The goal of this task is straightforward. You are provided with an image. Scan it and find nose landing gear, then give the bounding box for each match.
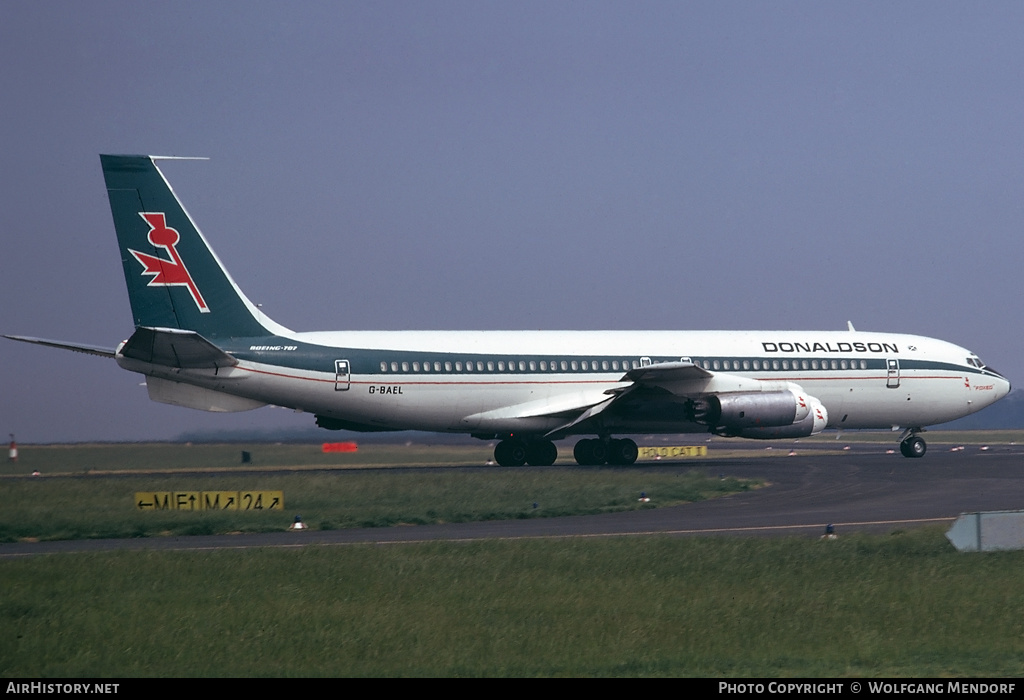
[898,429,927,458]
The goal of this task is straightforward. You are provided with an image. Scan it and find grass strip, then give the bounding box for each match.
[1,527,1022,677]
[0,467,753,542]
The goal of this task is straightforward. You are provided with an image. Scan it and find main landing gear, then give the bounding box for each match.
[493,439,558,467]
[573,438,639,466]
[491,437,640,466]
[898,428,927,458]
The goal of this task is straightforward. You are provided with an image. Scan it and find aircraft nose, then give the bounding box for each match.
[988,371,1012,402]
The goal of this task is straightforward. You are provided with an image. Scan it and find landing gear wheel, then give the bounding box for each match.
[526,440,558,466]
[494,439,528,466]
[573,439,593,465]
[573,439,607,466]
[900,435,927,458]
[607,438,639,466]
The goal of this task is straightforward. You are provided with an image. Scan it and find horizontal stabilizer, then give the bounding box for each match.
[3,334,116,358]
[119,327,237,369]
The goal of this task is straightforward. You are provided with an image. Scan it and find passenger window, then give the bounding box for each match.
[402,362,409,372]
[445,362,452,372]
[380,362,388,372]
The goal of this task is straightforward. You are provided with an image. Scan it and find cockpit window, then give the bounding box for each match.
[968,354,1004,377]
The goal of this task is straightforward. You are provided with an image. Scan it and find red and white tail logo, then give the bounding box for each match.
[128,213,210,312]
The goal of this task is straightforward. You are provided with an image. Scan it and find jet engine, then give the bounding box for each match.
[693,390,828,439]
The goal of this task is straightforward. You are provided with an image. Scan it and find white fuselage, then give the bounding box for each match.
[118,329,1010,437]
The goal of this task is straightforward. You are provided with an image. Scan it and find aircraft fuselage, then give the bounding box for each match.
[116,328,1009,437]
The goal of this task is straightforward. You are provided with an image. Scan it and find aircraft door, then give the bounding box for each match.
[335,359,351,391]
[886,358,900,389]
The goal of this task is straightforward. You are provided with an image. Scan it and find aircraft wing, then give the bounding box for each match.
[3,334,116,358]
[119,327,238,369]
[462,361,718,436]
[465,386,627,424]
[543,360,802,438]
[539,362,707,437]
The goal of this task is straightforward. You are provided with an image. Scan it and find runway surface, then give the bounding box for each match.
[4,444,1024,556]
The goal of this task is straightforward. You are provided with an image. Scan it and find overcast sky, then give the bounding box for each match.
[3,1,1023,443]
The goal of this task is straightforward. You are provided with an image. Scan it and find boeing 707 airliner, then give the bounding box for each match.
[5,155,1011,464]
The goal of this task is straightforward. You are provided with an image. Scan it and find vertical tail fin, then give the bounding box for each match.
[101,155,287,339]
